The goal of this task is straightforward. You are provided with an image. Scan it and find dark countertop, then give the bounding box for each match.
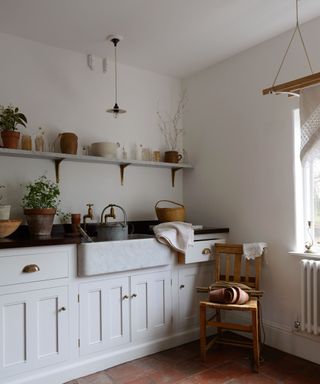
[0,224,81,249]
[0,221,229,250]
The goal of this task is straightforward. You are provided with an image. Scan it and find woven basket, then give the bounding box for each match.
[155,200,185,222]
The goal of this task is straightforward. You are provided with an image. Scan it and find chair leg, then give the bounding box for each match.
[252,308,260,372]
[216,309,222,338]
[200,303,207,362]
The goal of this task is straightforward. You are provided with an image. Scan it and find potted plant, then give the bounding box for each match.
[22,175,60,236]
[0,104,27,149]
[0,185,11,220]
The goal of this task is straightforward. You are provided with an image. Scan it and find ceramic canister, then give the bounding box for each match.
[60,132,78,155]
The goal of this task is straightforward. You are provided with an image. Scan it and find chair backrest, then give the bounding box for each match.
[214,244,262,290]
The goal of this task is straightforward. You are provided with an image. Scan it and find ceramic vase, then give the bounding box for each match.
[164,151,182,163]
[60,133,78,155]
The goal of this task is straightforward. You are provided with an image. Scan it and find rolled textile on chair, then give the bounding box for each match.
[209,287,249,304]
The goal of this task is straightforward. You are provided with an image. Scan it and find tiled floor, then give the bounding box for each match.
[65,340,320,384]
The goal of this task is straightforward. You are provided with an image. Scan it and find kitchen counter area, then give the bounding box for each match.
[0,221,229,249]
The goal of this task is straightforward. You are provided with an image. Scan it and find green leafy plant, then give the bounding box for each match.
[0,104,27,132]
[58,211,71,224]
[22,175,60,209]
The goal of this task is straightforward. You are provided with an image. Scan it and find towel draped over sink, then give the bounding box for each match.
[153,221,194,254]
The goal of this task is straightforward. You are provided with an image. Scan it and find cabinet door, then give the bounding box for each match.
[178,265,212,329]
[79,276,130,355]
[131,270,172,342]
[0,286,68,379]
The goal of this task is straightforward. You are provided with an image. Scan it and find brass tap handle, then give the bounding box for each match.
[86,203,94,214]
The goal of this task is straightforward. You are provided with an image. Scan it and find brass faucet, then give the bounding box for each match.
[104,206,116,223]
[83,203,94,230]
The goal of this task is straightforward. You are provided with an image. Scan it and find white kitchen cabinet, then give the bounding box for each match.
[0,286,68,379]
[177,264,212,329]
[79,276,130,355]
[131,270,172,342]
[79,269,172,355]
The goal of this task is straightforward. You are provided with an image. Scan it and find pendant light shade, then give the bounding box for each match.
[107,34,126,118]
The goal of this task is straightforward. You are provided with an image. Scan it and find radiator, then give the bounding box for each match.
[301,259,320,335]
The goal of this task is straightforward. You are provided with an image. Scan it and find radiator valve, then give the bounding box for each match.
[294,320,301,330]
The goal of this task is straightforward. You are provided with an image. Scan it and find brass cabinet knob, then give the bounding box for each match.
[122,295,129,300]
[22,264,40,273]
[180,284,185,289]
[202,248,211,255]
[131,293,137,298]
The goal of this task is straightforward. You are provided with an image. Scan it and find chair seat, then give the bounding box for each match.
[200,298,258,311]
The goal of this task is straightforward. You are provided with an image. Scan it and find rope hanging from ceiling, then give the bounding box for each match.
[262,0,319,97]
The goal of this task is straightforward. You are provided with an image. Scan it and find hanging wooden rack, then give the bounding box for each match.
[262,72,320,96]
[262,0,319,97]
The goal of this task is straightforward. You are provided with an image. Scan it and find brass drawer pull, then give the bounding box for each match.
[122,295,129,300]
[22,264,40,273]
[131,293,137,298]
[202,248,211,255]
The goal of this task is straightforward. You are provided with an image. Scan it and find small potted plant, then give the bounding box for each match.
[0,185,11,220]
[22,175,60,236]
[0,104,28,149]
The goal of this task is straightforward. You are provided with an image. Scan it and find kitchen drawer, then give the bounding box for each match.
[178,238,226,264]
[0,249,69,286]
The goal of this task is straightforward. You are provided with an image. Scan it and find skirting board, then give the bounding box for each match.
[262,319,320,365]
[229,313,320,365]
[5,328,201,384]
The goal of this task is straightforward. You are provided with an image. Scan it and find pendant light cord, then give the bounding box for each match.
[272,0,313,88]
[114,43,118,105]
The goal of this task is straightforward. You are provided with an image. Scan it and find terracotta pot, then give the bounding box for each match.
[164,151,182,163]
[60,132,78,154]
[71,213,81,234]
[24,208,56,236]
[1,131,20,149]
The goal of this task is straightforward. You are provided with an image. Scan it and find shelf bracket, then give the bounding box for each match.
[171,168,182,187]
[54,159,64,183]
[119,163,130,185]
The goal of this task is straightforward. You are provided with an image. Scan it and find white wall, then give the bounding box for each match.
[183,17,320,362]
[0,32,183,221]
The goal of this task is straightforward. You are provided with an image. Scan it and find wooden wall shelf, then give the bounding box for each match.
[0,148,192,187]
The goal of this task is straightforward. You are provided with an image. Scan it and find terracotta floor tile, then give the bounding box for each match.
[65,339,320,384]
[177,366,236,384]
[77,371,113,384]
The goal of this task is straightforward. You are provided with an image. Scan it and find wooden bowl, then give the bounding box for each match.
[0,219,22,239]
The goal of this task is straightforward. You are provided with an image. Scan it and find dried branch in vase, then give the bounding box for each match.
[157,90,187,151]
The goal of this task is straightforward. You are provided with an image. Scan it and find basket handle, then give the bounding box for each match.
[155,200,184,209]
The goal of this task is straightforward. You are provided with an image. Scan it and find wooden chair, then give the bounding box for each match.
[199,244,263,372]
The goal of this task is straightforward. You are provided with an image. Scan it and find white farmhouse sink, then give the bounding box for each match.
[77,237,173,276]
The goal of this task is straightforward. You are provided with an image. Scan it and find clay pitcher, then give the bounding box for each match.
[164,150,182,163]
[60,132,78,154]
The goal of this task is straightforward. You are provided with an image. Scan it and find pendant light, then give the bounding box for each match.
[106,34,126,117]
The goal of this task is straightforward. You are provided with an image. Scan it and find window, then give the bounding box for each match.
[295,108,320,249]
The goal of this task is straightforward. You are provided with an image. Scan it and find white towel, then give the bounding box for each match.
[153,221,194,254]
[243,242,267,260]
